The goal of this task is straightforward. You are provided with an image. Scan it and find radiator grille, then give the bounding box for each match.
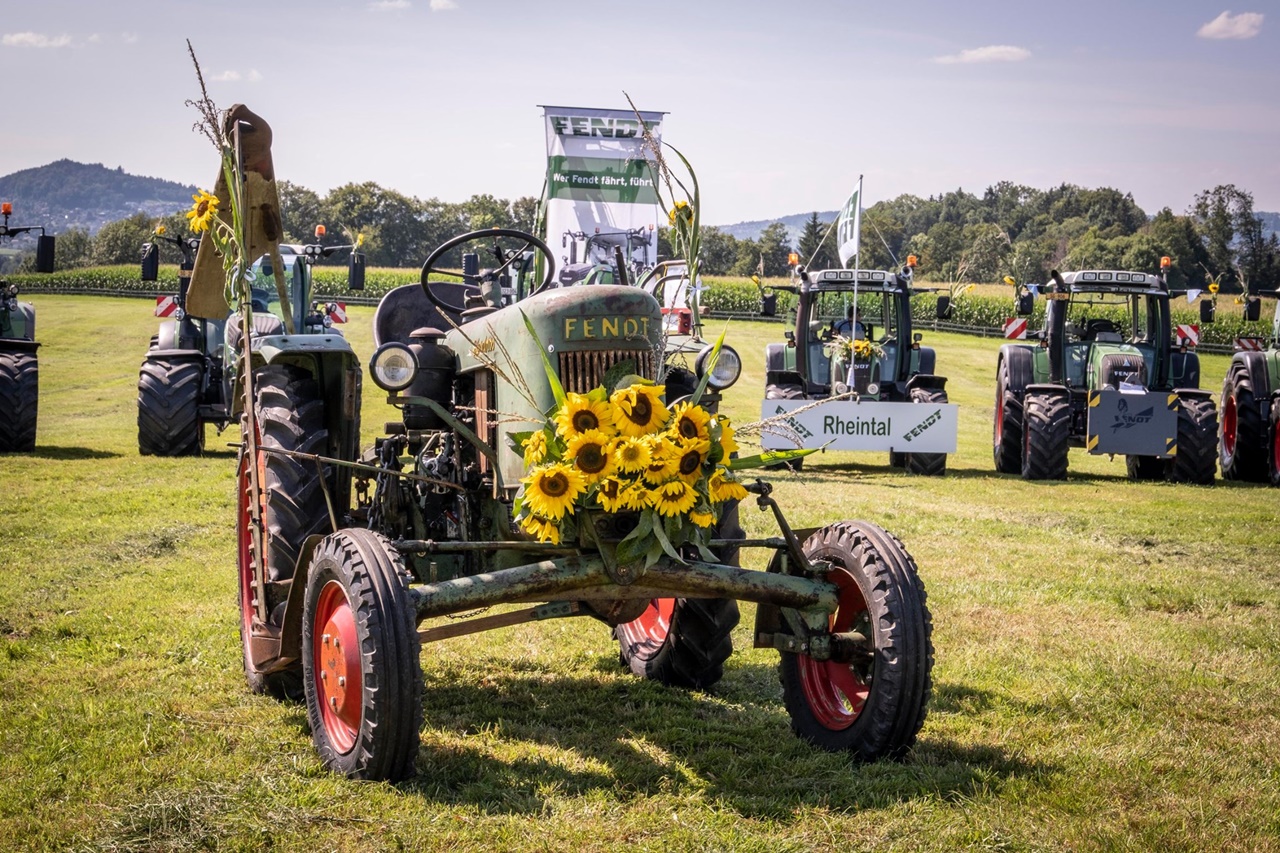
[557,348,655,394]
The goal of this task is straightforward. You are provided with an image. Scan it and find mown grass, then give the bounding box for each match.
[2,296,1278,851]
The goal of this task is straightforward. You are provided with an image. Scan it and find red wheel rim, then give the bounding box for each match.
[617,598,675,647]
[798,568,871,730]
[1222,393,1238,459]
[312,579,362,753]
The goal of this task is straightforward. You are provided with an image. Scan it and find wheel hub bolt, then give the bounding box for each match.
[320,671,327,681]
[338,676,346,688]
[330,696,338,709]
[322,633,331,646]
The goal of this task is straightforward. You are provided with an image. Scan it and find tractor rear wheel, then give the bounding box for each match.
[1219,363,1266,481]
[616,505,741,689]
[905,387,947,476]
[764,383,806,471]
[779,521,932,761]
[138,357,203,456]
[303,528,422,781]
[993,358,1023,474]
[1021,391,1069,480]
[0,351,38,452]
[1269,400,1280,487]
[1167,396,1217,485]
[237,363,332,698]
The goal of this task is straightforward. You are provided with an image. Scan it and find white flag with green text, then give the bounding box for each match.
[836,177,863,268]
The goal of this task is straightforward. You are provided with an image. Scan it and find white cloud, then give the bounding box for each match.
[1197,11,1263,40]
[88,33,102,44]
[934,44,1031,65]
[1,32,72,48]
[370,0,410,9]
[430,0,458,10]
[211,69,262,83]
[121,32,139,44]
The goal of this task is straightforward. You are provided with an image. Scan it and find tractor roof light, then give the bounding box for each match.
[906,255,918,268]
[696,343,742,390]
[315,224,326,238]
[1160,256,1171,270]
[370,342,418,392]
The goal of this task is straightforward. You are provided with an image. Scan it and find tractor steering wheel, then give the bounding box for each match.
[419,228,557,315]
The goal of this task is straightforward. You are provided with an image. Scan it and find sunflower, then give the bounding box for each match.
[522,463,586,520]
[690,509,716,528]
[186,190,219,233]
[520,513,561,544]
[670,402,712,443]
[650,479,697,517]
[523,430,549,466]
[566,430,614,483]
[554,392,614,440]
[640,433,681,484]
[668,199,693,227]
[673,437,711,483]
[611,384,669,437]
[611,436,651,474]
[717,417,740,456]
[708,468,748,504]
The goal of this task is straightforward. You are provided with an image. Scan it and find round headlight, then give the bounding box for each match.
[695,343,742,390]
[866,382,880,396]
[370,342,417,392]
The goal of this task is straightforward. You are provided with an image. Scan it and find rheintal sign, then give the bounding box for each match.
[760,399,959,454]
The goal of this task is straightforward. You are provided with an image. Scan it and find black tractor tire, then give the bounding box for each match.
[237,363,332,699]
[1269,399,1280,488]
[904,387,947,476]
[137,358,203,456]
[1219,362,1267,482]
[303,528,422,781]
[764,383,807,471]
[993,358,1023,474]
[1166,396,1217,486]
[0,351,38,453]
[1021,391,1070,480]
[888,451,907,468]
[779,521,932,761]
[1125,455,1164,481]
[616,504,742,689]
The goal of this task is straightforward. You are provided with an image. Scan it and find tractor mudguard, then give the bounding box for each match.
[766,368,805,389]
[1024,382,1071,398]
[764,342,788,373]
[914,346,936,376]
[143,347,204,362]
[1172,388,1213,402]
[906,373,947,392]
[1231,351,1272,403]
[1,301,36,341]
[232,334,360,419]
[1169,350,1201,390]
[0,338,39,354]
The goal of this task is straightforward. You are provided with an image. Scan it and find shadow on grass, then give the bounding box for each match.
[778,462,1137,485]
[24,445,122,460]
[399,662,1050,819]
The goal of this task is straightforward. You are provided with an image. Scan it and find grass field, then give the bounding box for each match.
[3,295,1279,851]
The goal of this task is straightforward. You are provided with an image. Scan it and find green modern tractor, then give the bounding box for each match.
[137,228,364,455]
[761,262,956,475]
[0,203,55,453]
[1218,290,1280,485]
[993,266,1217,483]
[234,227,934,781]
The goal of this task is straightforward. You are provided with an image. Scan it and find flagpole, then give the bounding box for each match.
[852,174,862,334]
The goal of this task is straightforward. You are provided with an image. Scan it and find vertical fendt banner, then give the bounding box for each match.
[541,105,665,283]
[836,176,863,268]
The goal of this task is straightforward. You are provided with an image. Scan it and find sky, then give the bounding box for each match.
[1,0,1277,225]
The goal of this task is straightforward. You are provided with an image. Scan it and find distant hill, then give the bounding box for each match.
[713,210,839,245]
[0,159,196,235]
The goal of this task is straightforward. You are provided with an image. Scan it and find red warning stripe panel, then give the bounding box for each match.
[1175,324,1199,346]
[1003,318,1027,340]
[154,295,178,318]
[327,302,347,324]
[1235,337,1267,352]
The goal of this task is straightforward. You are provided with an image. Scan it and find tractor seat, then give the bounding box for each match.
[226,312,285,352]
[1082,319,1122,342]
[374,282,477,347]
[833,320,868,340]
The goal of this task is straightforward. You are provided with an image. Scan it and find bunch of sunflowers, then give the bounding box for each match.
[511,377,749,566]
[827,334,881,363]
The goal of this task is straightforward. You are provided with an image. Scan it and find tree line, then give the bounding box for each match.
[16,178,1279,292]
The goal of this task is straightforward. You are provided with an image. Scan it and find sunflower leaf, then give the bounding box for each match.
[651,516,687,565]
[601,358,636,394]
[507,430,534,456]
[727,447,820,470]
[520,309,566,408]
[689,322,729,406]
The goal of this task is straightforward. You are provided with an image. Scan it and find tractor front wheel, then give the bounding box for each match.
[303,529,422,781]
[905,387,947,476]
[993,358,1023,474]
[1021,391,1069,480]
[1219,363,1266,481]
[1125,455,1164,481]
[137,357,203,456]
[1269,399,1280,487]
[779,521,932,760]
[1167,396,1217,485]
[0,351,38,453]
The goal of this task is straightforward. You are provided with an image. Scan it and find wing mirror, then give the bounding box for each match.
[1244,297,1261,322]
[1200,299,1216,324]
[1016,292,1034,315]
[35,235,55,273]
[140,243,159,282]
[348,251,366,291]
[935,295,953,320]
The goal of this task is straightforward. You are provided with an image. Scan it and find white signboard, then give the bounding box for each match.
[760,399,959,454]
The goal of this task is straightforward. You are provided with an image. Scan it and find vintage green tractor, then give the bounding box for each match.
[993,264,1217,483]
[137,227,364,455]
[0,202,55,453]
[1218,289,1280,484]
[235,227,934,781]
[759,261,956,475]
